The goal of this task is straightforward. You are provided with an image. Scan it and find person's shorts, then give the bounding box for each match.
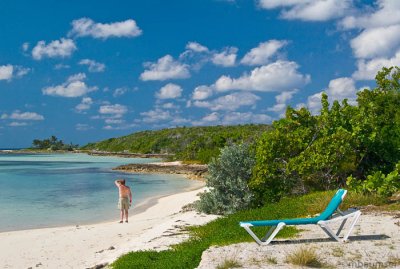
[118,197,130,210]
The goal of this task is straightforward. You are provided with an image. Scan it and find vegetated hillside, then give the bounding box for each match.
[82,124,270,163]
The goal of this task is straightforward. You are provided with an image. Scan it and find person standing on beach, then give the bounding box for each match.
[114,179,132,223]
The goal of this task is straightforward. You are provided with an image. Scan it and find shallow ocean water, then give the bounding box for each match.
[0,153,201,232]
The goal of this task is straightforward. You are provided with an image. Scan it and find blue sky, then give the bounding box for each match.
[1,0,399,148]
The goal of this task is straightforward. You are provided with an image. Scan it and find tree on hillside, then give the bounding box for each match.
[32,136,78,151]
[81,125,270,163]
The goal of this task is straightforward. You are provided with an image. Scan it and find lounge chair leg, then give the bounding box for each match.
[342,210,361,241]
[264,222,285,245]
[241,222,286,246]
[242,225,265,245]
[336,219,347,236]
[262,226,277,241]
[319,224,341,241]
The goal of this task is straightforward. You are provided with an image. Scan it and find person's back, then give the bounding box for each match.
[118,184,131,198]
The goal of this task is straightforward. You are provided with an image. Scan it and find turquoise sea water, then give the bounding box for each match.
[0,153,201,232]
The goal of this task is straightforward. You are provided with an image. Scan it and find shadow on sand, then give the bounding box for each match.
[270,234,390,245]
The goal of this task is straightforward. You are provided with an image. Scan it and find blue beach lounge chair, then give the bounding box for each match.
[240,189,361,245]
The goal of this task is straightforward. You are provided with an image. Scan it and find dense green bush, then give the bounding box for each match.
[195,143,256,215]
[251,99,358,203]
[251,66,400,205]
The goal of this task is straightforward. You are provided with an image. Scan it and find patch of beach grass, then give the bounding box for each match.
[388,255,400,267]
[286,247,324,268]
[266,256,278,264]
[249,255,278,266]
[216,258,242,269]
[111,191,390,269]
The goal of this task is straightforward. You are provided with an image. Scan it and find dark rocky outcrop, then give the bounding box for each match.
[87,151,174,159]
[113,163,208,179]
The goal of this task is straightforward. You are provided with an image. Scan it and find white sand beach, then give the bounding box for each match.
[0,188,217,269]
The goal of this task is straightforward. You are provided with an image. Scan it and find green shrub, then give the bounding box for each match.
[195,143,256,215]
[347,162,400,197]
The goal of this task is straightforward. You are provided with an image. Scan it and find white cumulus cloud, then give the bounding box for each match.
[214,60,310,92]
[193,111,271,126]
[0,65,30,81]
[0,65,14,81]
[306,92,324,115]
[268,89,298,113]
[140,55,190,81]
[155,83,183,99]
[350,24,400,59]
[99,104,127,115]
[69,18,142,39]
[340,0,400,78]
[306,77,358,114]
[326,77,357,102]
[186,42,209,53]
[1,111,44,121]
[140,109,173,123]
[353,51,400,80]
[197,112,220,124]
[42,73,98,98]
[340,0,400,30]
[75,97,93,111]
[241,40,288,66]
[211,47,238,67]
[79,59,105,72]
[22,42,29,52]
[99,104,128,118]
[9,122,29,127]
[258,0,353,21]
[32,38,77,60]
[113,87,129,97]
[222,112,271,124]
[161,102,180,109]
[193,92,260,111]
[192,85,214,100]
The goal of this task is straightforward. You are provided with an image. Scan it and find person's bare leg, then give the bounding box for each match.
[119,210,124,223]
[125,209,128,222]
